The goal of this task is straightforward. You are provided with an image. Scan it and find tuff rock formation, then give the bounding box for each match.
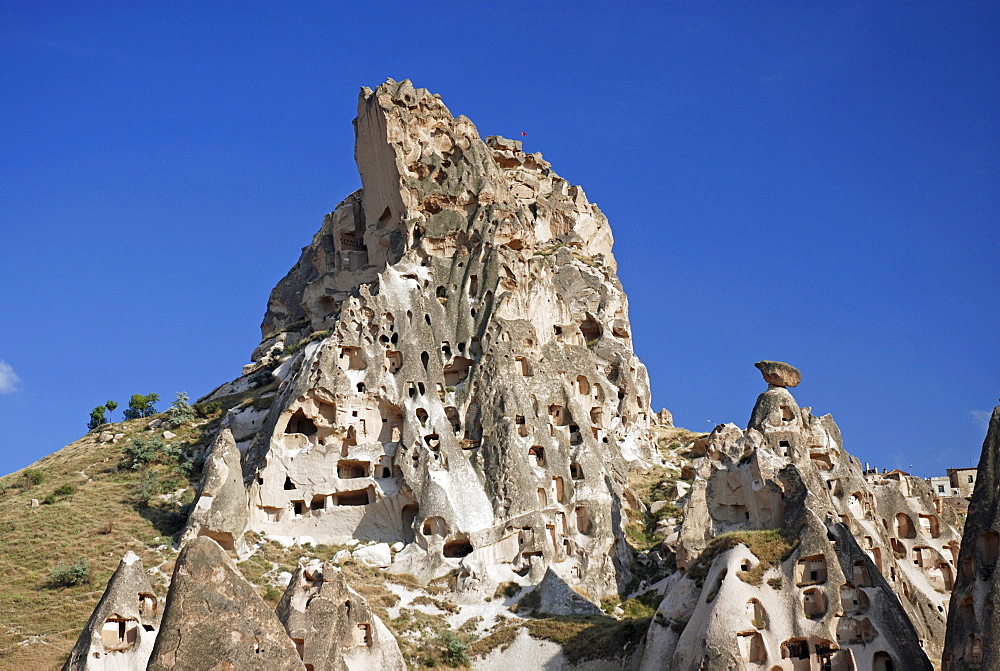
[276,562,405,670]
[640,364,961,670]
[64,552,161,670]
[179,427,249,552]
[71,81,976,670]
[942,406,1000,670]
[191,77,656,602]
[146,536,304,670]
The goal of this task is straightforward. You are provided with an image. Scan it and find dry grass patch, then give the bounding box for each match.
[0,414,210,669]
[687,529,798,587]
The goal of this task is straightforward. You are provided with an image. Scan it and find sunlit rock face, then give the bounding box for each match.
[147,537,304,670]
[276,562,405,670]
[193,78,657,600]
[943,406,1000,671]
[641,365,959,671]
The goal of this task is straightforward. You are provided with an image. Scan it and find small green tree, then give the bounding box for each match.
[166,392,195,428]
[87,405,107,431]
[105,400,118,422]
[123,393,159,420]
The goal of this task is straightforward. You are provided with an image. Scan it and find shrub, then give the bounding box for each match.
[438,631,470,667]
[48,558,90,587]
[166,392,196,428]
[18,468,44,491]
[120,436,166,470]
[194,401,223,418]
[130,470,160,505]
[54,484,76,496]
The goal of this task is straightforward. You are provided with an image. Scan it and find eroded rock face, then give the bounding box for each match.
[276,563,404,670]
[754,360,801,388]
[179,427,250,554]
[641,364,956,670]
[146,537,304,670]
[197,78,656,601]
[63,552,160,670]
[942,406,1000,671]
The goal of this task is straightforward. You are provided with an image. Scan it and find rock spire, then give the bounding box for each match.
[942,405,1000,670]
[189,77,657,601]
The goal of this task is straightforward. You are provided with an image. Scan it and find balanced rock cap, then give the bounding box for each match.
[754,360,801,388]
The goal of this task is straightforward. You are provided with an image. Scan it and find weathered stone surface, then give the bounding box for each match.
[943,405,999,671]
[179,427,250,553]
[276,563,404,670]
[640,364,950,670]
[352,542,391,568]
[754,360,801,387]
[147,536,304,670]
[196,78,657,603]
[64,551,160,670]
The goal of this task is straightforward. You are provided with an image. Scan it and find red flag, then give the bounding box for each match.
[520,131,527,136]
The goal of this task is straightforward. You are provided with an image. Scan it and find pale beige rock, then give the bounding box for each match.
[640,363,954,670]
[276,563,404,670]
[64,551,160,670]
[178,427,250,553]
[147,537,304,670]
[196,78,658,604]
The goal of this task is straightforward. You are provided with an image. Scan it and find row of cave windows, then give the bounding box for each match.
[284,407,590,479]
[274,446,586,493]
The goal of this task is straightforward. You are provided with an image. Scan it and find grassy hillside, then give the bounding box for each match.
[0,412,211,669]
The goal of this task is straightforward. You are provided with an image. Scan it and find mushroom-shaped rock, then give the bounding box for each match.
[64,551,160,670]
[179,427,250,553]
[147,537,304,670]
[276,563,404,670]
[754,360,801,388]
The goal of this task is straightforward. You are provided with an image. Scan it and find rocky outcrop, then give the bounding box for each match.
[942,406,1000,670]
[640,363,954,670]
[754,360,801,388]
[197,78,656,602]
[63,552,160,670]
[276,562,404,670]
[146,537,304,670]
[179,427,250,554]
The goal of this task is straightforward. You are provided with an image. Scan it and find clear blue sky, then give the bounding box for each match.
[1,2,997,479]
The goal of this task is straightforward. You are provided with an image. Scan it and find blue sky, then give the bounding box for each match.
[1,2,997,478]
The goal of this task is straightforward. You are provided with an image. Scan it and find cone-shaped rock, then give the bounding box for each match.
[943,406,1000,670]
[276,563,404,670]
[147,537,304,670]
[179,427,250,553]
[63,551,160,670]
